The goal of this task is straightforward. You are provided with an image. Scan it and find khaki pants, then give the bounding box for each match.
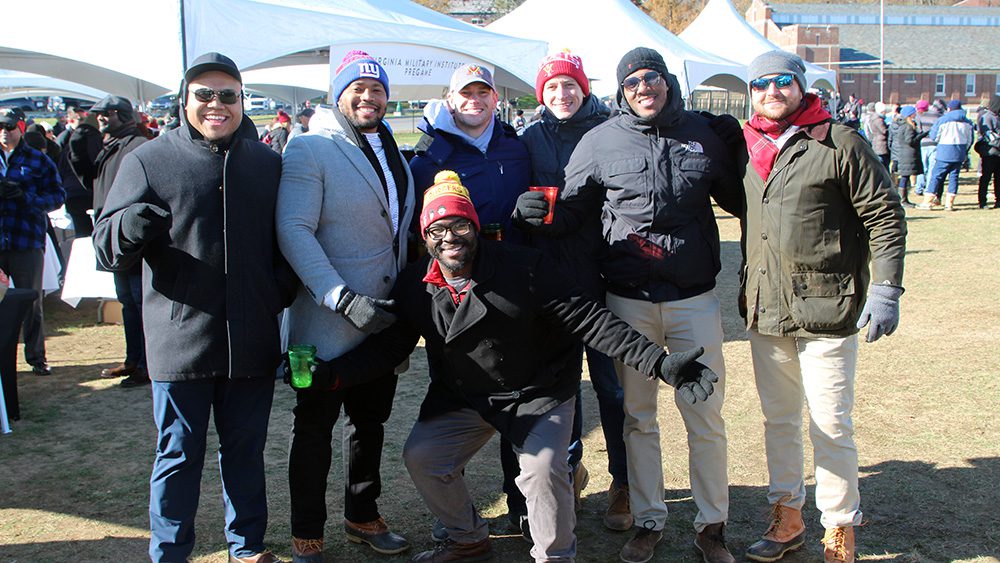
[748,330,863,529]
[606,291,728,533]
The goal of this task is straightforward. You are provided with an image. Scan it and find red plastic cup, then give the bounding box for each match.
[529,186,558,224]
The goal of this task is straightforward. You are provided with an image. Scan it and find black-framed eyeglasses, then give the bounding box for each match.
[425,219,474,241]
[0,123,18,131]
[622,71,662,92]
[750,74,795,91]
[191,88,242,104]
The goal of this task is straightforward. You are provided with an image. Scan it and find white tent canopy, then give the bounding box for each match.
[680,0,836,90]
[488,0,747,99]
[0,70,108,102]
[0,0,548,103]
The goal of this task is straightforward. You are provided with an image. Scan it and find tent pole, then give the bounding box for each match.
[180,0,189,70]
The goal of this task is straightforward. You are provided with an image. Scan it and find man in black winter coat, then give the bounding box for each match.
[87,95,151,386]
[308,173,718,563]
[528,47,744,563]
[93,52,296,563]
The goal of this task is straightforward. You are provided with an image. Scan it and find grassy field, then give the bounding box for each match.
[1,171,998,562]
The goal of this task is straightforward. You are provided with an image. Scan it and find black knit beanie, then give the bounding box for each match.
[616,47,670,87]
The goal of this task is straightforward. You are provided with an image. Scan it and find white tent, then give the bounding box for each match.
[0,0,548,103]
[0,70,108,102]
[488,0,747,99]
[680,0,836,90]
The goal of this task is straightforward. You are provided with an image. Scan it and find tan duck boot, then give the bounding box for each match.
[822,526,856,563]
[745,500,806,562]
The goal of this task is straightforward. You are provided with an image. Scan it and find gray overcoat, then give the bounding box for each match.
[276,108,415,360]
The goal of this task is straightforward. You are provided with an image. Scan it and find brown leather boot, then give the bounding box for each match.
[695,522,735,563]
[822,526,855,563]
[228,551,283,563]
[411,537,494,562]
[619,526,662,563]
[745,501,806,562]
[604,482,634,531]
[100,362,136,378]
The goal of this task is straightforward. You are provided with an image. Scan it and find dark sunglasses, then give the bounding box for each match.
[750,74,795,91]
[191,88,242,104]
[0,123,18,131]
[622,71,662,92]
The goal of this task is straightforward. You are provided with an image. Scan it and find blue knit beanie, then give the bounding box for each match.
[332,50,390,102]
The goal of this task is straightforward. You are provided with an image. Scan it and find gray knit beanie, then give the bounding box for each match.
[747,50,807,91]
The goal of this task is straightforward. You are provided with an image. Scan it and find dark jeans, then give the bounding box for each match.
[114,271,146,369]
[502,345,629,514]
[288,372,399,539]
[0,249,46,365]
[149,376,275,562]
[979,155,1000,207]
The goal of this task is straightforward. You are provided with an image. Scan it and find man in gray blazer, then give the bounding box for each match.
[276,50,415,562]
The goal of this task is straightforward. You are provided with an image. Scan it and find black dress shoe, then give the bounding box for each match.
[31,362,51,376]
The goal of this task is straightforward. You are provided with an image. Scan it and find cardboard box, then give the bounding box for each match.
[100,299,123,325]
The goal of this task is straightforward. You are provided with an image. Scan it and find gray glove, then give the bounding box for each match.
[856,284,903,342]
[335,289,397,334]
[512,190,550,228]
[120,203,171,246]
[652,346,719,405]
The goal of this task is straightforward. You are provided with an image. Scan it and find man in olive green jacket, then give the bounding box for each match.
[737,52,906,563]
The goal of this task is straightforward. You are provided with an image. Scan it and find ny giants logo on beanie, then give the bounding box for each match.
[333,49,390,101]
[420,171,480,234]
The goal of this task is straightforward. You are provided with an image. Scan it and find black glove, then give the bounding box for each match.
[512,190,550,228]
[704,113,749,169]
[120,203,171,246]
[652,347,719,405]
[281,353,339,391]
[1,179,24,200]
[335,289,397,334]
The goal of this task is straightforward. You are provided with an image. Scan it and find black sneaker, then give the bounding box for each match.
[31,362,51,376]
[120,374,151,388]
[507,513,531,544]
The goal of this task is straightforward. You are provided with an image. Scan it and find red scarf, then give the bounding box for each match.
[744,93,831,181]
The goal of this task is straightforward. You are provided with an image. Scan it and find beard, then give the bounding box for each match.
[427,235,478,275]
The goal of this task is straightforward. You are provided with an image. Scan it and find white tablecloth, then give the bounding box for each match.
[60,237,116,307]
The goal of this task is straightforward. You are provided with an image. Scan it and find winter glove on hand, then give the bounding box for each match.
[1,179,24,200]
[335,288,397,334]
[705,113,749,170]
[120,203,171,246]
[856,284,903,342]
[652,346,719,405]
[512,190,550,228]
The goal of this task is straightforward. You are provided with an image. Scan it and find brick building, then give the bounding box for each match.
[747,0,1000,106]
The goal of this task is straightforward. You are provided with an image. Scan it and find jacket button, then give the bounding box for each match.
[763,197,769,204]
[455,379,463,386]
[383,276,391,284]
[759,307,766,313]
[511,390,521,399]
[801,284,808,290]
[381,210,387,217]
[761,233,768,240]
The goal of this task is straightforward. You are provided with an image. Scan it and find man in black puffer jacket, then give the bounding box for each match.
[512,50,635,535]
[93,52,297,563]
[537,47,744,563]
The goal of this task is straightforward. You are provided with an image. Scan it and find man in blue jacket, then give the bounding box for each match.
[919,99,974,210]
[408,64,530,243]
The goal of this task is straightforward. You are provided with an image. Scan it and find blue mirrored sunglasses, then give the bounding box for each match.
[750,74,795,91]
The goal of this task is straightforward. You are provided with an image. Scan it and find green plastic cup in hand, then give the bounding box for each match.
[288,344,317,389]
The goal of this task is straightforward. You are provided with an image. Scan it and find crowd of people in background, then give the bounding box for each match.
[2,42,999,563]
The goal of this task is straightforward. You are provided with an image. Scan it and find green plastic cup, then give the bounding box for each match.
[288,344,317,389]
